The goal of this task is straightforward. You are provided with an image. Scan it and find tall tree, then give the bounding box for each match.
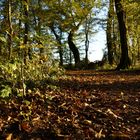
[50,24,64,66]
[115,0,131,70]
[79,12,95,65]
[31,0,45,55]
[84,16,90,65]
[66,0,94,65]
[68,27,80,65]
[41,0,95,66]
[125,1,140,65]
[106,0,114,65]
[23,0,30,64]
[7,0,13,59]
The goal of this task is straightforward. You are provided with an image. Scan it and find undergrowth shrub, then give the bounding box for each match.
[0,54,64,98]
[24,53,64,81]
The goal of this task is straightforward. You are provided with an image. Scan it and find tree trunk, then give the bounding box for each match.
[69,50,72,67]
[0,45,1,55]
[68,30,80,65]
[50,26,63,66]
[85,26,89,65]
[7,0,13,60]
[24,2,28,65]
[23,0,31,64]
[106,0,114,65]
[58,45,63,66]
[115,0,131,70]
[136,30,140,61]
[84,15,91,65]
[17,1,22,58]
[38,0,44,55]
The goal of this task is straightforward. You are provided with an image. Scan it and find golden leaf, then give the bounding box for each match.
[19,45,25,49]
[6,133,13,140]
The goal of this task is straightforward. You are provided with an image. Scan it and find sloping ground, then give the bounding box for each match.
[0,70,140,140]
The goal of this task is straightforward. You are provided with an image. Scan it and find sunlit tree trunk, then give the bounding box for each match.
[115,0,131,70]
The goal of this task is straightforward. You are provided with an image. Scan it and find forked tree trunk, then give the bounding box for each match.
[115,0,131,70]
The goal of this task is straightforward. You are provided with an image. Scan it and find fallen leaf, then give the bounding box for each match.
[6,133,13,140]
[83,120,92,125]
[95,129,105,139]
[107,109,122,120]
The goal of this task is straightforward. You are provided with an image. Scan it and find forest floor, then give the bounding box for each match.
[0,70,140,140]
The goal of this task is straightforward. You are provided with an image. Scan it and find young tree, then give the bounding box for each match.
[77,12,96,65]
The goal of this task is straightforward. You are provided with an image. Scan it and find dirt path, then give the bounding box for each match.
[58,70,140,139]
[0,70,140,139]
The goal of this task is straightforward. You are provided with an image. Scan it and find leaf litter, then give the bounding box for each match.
[0,70,140,140]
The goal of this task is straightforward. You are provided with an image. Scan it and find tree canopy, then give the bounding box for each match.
[0,0,139,70]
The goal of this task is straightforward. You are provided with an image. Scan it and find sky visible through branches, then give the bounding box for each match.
[88,30,106,62]
[88,3,108,62]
